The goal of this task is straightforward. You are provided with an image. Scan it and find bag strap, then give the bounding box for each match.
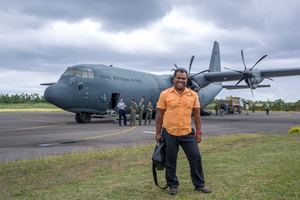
[152,162,168,189]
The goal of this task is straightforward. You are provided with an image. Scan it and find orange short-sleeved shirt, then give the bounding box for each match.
[157,86,200,136]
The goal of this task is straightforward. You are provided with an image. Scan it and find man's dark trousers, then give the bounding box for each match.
[118,109,127,125]
[162,128,205,189]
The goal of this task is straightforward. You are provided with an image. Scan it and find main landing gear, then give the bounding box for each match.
[75,112,91,123]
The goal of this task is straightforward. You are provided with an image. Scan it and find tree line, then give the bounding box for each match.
[1,93,300,112]
[0,93,47,103]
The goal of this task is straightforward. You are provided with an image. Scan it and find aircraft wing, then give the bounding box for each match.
[222,84,270,90]
[204,67,300,82]
[204,71,242,82]
[260,68,300,77]
[40,82,56,86]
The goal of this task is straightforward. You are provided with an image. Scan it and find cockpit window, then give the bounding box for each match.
[64,67,94,78]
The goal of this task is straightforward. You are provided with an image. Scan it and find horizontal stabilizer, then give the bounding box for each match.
[223,84,270,90]
[40,82,56,86]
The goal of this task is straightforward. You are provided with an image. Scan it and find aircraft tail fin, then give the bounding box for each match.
[209,41,221,72]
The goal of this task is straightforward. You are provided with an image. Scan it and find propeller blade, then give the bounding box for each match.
[232,76,245,89]
[224,67,243,74]
[191,80,201,91]
[174,64,178,69]
[241,50,247,69]
[266,77,273,81]
[250,55,267,70]
[189,55,195,74]
[247,77,254,97]
[191,69,210,78]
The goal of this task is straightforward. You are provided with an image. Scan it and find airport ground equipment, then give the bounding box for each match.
[218,97,243,114]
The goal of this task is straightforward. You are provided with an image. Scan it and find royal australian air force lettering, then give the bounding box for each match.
[96,66,168,112]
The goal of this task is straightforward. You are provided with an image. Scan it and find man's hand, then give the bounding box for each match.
[195,134,202,143]
[155,133,162,141]
[155,108,165,141]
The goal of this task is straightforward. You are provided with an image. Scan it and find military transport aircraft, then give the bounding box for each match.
[41,41,300,123]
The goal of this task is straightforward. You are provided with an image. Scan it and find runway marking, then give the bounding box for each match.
[0,124,136,150]
[74,126,136,141]
[143,131,156,134]
[0,118,67,132]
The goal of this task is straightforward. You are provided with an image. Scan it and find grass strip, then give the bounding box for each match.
[0,103,64,113]
[0,133,299,199]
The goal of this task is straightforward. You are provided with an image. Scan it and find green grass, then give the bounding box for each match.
[0,103,64,112]
[0,133,299,199]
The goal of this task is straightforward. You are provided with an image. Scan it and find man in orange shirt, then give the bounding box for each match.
[155,68,211,195]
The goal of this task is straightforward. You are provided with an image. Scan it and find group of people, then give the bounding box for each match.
[215,102,229,116]
[215,102,270,115]
[117,97,155,126]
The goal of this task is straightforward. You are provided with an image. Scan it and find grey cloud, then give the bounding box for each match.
[0,0,299,101]
[1,0,172,31]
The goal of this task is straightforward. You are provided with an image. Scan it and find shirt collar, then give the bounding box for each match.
[171,86,190,95]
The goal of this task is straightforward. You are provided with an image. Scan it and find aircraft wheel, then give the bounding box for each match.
[75,113,81,123]
[80,112,91,123]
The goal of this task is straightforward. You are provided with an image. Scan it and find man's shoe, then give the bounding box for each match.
[194,187,211,193]
[168,188,177,195]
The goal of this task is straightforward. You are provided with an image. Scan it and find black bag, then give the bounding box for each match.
[152,137,168,189]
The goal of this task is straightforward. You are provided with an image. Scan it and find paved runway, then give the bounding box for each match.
[0,111,299,162]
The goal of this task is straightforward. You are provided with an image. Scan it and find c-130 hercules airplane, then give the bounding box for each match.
[41,41,300,123]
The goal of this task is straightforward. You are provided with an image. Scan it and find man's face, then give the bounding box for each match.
[141,98,144,102]
[120,98,123,102]
[173,71,187,91]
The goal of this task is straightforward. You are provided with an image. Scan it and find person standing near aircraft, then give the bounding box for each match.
[220,103,225,116]
[143,101,153,125]
[130,99,138,126]
[265,102,270,115]
[245,103,249,115]
[138,97,145,125]
[215,103,219,116]
[252,103,255,113]
[117,98,127,126]
[155,68,211,195]
[225,102,229,115]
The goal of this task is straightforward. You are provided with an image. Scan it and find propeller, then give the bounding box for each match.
[174,55,209,92]
[225,50,268,97]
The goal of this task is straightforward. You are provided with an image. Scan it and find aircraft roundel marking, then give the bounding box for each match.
[100,93,109,103]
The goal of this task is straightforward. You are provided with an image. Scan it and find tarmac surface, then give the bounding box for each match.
[0,111,299,162]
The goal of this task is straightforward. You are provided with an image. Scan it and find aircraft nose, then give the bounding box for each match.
[44,83,72,109]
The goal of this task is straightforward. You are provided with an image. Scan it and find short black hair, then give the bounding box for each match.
[172,67,188,78]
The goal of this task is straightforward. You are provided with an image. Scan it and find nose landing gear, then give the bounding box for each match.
[75,112,91,123]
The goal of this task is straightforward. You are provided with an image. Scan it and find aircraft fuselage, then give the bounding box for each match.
[44,64,222,120]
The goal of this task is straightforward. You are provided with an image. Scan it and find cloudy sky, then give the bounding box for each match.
[1,0,299,102]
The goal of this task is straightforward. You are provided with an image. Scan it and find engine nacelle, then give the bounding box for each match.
[245,68,264,89]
